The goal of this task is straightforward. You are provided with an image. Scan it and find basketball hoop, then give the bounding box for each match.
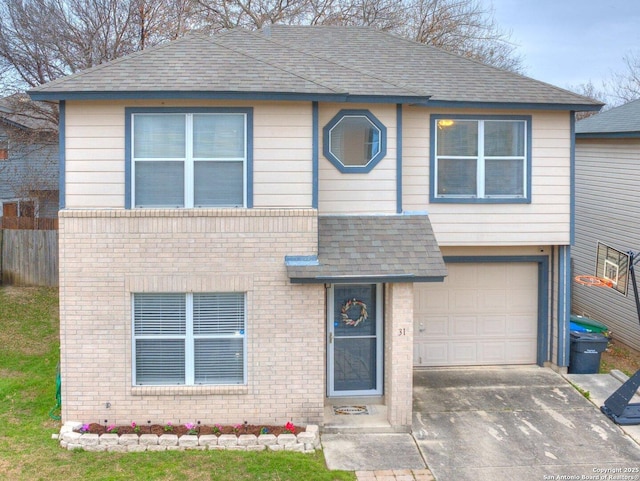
[574,275,614,288]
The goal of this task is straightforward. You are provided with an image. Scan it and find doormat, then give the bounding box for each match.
[332,405,369,415]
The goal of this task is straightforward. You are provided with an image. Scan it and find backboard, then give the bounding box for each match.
[596,241,630,296]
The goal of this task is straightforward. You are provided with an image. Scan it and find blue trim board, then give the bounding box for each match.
[58,101,66,210]
[246,109,254,208]
[443,255,550,367]
[423,100,603,112]
[285,255,319,266]
[429,114,533,205]
[312,102,319,209]
[557,246,571,367]
[124,110,132,209]
[575,132,640,139]
[124,107,253,209]
[29,90,599,113]
[290,275,445,284]
[570,112,575,246]
[29,90,432,105]
[396,104,403,214]
[322,109,387,174]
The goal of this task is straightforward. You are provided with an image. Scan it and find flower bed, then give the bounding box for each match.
[57,422,320,453]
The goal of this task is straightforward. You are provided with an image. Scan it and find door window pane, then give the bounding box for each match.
[334,338,377,391]
[334,285,377,337]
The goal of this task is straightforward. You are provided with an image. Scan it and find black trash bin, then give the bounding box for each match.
[569,331,609,374]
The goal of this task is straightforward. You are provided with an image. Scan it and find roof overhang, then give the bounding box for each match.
[28,90,432,104]
[286,213,447,284]
[576,131,640,139]
[421,100,604,112]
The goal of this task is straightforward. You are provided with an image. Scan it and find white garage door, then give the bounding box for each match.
[414,262,539,366]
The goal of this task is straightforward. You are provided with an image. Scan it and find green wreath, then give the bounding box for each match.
[341,298,368,327]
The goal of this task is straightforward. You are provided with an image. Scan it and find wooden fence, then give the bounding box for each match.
[1,225,58,287]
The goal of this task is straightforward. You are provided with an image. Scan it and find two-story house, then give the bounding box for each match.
[29,26,601,432]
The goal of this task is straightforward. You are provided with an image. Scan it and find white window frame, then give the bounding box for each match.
[132,293,247,386]
[433,117,529,202]
[131,112,248,208]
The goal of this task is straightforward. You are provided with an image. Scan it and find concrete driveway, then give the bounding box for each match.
[413,367,640,481]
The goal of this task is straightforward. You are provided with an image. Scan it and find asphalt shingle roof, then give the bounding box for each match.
[286,214,447,283]
[29,26,601,109]
[576,98,640,136]
[0,94,58,132]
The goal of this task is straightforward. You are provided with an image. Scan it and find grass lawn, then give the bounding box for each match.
[0,287,354,481]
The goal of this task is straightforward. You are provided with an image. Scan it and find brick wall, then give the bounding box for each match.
[384,282,414,429]
[58,208,326,427]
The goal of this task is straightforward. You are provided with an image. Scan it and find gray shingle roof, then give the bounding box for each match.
[0,94,57,132]
[286,214,447,283]
[29,26,601,109]
[576,99,640,136]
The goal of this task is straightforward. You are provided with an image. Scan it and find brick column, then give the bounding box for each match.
[384,282,414,430]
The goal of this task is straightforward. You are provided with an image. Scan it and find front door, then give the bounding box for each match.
[328,284,383,396]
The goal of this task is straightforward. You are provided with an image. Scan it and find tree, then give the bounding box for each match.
[399,0,522,72]
[566,80,609,120]
[194,0,524,71]
[608,51,640,105]
[0,0,523,93]
[0,0,200,93]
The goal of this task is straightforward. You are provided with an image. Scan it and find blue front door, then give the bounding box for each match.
[328,284,383,396]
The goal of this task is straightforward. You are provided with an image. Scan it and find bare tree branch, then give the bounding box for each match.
[607,51,640,105]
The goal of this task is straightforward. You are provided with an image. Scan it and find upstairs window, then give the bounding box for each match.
[129,109,250,208]
[432,116,530,203]
[323,110,387,173]
[133,293,246,386]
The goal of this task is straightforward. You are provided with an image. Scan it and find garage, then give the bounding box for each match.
[414,261,539,366]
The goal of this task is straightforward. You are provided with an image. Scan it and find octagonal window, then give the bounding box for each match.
[323,110,387,173]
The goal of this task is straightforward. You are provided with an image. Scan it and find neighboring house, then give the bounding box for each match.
[29,26,600,431]
[573,99,640,350]
[0,95,58,226]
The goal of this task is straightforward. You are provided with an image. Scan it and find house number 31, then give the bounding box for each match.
[398,328,406,336]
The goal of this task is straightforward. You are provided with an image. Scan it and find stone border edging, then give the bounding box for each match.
[56,422,320,453]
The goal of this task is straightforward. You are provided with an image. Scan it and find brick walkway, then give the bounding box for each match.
[355,469,435,481]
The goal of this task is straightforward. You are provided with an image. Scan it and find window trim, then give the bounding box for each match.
[131,292,247,387]
[430,114,532,204]
[125,107,253,209]
[323,109,387,173]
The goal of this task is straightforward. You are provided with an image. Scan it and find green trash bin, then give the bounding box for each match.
[570,315,609,334]
[569,331,609,374]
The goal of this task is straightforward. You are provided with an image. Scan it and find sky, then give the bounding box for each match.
[490,0,640,93]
